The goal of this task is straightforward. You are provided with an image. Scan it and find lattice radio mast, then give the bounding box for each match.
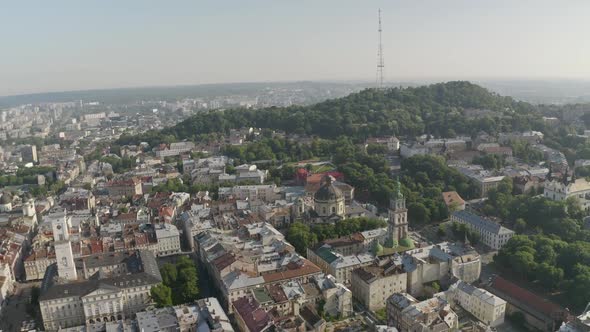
[377,9,385,88]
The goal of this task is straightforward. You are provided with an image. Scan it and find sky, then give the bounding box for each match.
[1,0,590,96]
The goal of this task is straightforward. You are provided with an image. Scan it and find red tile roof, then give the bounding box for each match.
[262,259,321,283]
[212,252,236,271]
[491,276,562,318]
[232,297,272,332]
[442,191,465,207]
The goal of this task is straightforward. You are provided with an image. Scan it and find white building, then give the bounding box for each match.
[136,297,234,332]
[366,136,400,151]
[39,250,162,331]
[155,141,195,158]
[446,280,506,327]
[51,212,78,281]
[453,165,505,197]
[350,260,407,310]
[313,274,353,318]
[307,246,373,285]
[155,223,181,256]
[544,178,590,211]
[387,293,458,332]
[218,184,280,203]
[451,210,514,250]
[234,164,267,184]
[400,144,430,158]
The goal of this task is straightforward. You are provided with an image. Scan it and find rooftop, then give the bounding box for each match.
[452,210,514,235]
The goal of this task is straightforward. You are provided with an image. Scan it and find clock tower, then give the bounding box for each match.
[52,211,77,280]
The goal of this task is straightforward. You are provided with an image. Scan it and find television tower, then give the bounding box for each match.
[377,9,385,88]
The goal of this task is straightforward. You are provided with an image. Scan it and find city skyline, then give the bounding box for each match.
[2,0,590,96]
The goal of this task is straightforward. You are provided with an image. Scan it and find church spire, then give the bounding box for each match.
[393,176,403,200]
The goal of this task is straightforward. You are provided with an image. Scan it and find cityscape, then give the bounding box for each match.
[1,2,590,332]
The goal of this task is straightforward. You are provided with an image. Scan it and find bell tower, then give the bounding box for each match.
[387,179,408,246]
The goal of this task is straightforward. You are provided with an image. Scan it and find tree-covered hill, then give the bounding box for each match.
[116,81,545,146]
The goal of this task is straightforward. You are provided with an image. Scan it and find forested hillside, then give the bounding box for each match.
[117,81,545,146]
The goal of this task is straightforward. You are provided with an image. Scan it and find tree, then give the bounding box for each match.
[286,222,317,255]
[437,225,446,238]
[156,256,199,305]
[514,218,527,233]
[535,263,563,289]
[510,251,537,279]
[160,263,178,286]
[565,264,590,309]
[408,202,431,224]
[150,284,173,307]
[565,196,584,220]
[429,281,441,293]
[508,311,526,328]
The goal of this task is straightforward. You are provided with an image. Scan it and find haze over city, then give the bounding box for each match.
[2,0,590,96]
[2,2,590,332]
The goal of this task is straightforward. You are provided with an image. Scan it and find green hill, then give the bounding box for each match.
[117,81,544,146]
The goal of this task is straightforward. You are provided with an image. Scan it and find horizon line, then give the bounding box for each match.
[2,76,590,100]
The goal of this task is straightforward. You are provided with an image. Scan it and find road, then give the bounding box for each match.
[478,250,498,285]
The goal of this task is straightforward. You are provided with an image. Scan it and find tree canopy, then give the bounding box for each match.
[286,217,387,255]
[117,82,543,147]
[151,256,199,307]
[495,234,590,310]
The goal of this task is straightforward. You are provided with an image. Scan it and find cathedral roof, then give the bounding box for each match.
[314,175,343,202]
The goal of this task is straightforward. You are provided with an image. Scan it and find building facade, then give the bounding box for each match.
[39,250,162,331]
[544,178,590,211]
[155,223,181,256]
[451,210,514,250]
[350,260,407,310]
[447,280,506,327]
[387,293,458,332]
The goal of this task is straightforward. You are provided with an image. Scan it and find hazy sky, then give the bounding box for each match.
[1,0,590,96]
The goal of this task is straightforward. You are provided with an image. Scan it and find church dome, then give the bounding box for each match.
[399,237,415,249]
[0,193,12,205]
[314,175,343,202]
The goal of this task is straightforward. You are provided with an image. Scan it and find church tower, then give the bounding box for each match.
[52,211,77,280]
[22,197,35,218]
[386,179,408,247]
